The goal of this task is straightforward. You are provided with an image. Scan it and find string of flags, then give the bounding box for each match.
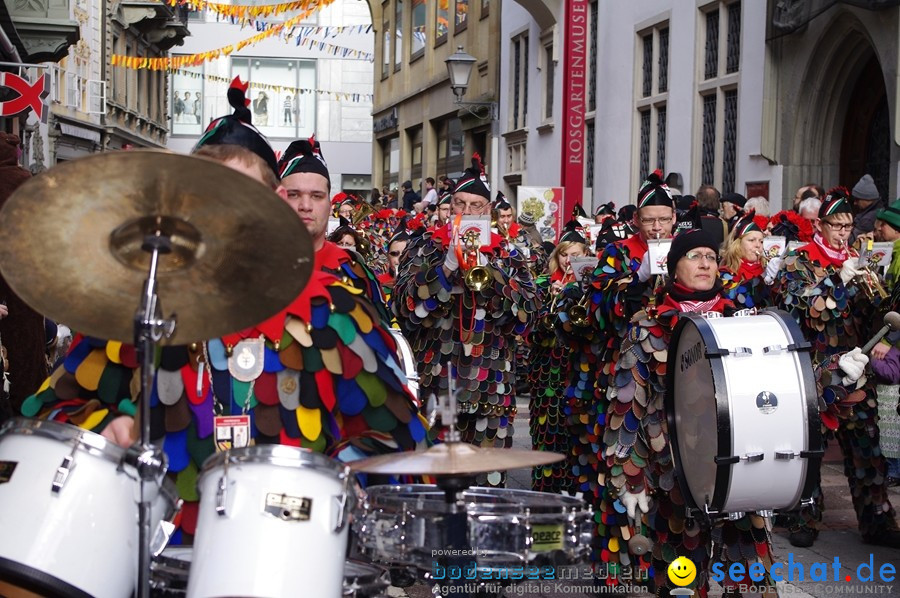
[112,0,335,70]
[160,0,319,20]
[294,36,373,61]
[173,69,373,103]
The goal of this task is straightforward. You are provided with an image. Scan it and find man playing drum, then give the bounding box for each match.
[21,80,427,543]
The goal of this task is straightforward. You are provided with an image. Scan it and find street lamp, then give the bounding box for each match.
[444,46,497,120]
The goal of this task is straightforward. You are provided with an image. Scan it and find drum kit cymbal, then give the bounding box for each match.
[0,151,569,598]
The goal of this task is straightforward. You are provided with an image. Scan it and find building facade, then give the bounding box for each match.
[500,0,900,213]
[366,0,501,194]
[165,0,375,196]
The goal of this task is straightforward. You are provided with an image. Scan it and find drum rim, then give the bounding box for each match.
[1,417,125,463]
[198,444,349,479]
[362,484,591,513]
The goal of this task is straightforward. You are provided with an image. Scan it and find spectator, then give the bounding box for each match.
[850,173,884,243]
[798,196,822,227]
[401,180,420,211]
[720,192,746,230]
[696,184,726,248]
[744,196,770,217]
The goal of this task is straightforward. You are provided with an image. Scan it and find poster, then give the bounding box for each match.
[517,187,564,242]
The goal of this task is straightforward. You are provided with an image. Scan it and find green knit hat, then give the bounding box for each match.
[876,198,900,231]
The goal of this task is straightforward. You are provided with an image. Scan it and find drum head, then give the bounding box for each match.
[666,315,724,514]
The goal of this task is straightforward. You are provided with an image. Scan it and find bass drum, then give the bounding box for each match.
[388,328,419,401]
[665,310,823,519]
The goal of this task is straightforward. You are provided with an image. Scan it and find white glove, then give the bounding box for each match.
[619,488,650,519]
[838,347,869,386]
[764,256,783,284]
[443,246,460,272]
[637,255,653,282]
[839,258,862,286]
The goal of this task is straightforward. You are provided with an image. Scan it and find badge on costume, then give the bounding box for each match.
[214,414,251,453]
[647,239,672,276]
[228,338,264,382]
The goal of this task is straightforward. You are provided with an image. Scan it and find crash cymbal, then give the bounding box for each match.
[0,150,313,344]
[349,442,564,476]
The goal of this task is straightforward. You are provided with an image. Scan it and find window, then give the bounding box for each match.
[382,2,390,78]
[436,117,464,178]
[698,2,740,193]
[511,34,528,129]
[411,0,425,59]
[436,0,449,41]
[409,126,423,182]
[634,21,669,185]
[171,64,203,136]
[543,38,554,121]
[230,58,316,139]
[455,0,468,32]
[382,136,399,189]
[394,0,403,71]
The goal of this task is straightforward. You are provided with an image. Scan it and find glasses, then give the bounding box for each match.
[452,200,489,211]
[822,221,853,232]
[639,216,674,225]
[388,250,402,257]
[683,251,719,263]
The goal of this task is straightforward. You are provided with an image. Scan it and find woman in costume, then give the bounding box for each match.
[718,210,772,311]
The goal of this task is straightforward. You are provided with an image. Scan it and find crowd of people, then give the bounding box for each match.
[1,76,899,598]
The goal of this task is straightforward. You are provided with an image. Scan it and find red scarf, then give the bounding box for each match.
[659,282,730,314]
[737,258,764,281]
[812,233,848,268]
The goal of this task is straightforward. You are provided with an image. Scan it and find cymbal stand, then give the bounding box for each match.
[133,231,176,598]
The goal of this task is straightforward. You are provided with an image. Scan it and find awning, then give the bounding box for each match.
[60,122,101,144]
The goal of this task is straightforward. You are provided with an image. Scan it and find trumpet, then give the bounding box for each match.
[567,294,590,327]
[845,239,889,300]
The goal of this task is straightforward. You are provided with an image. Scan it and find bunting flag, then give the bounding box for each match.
[161,0,321,20]
[294,36,373,61]
[172,68,373,103]
[112,0,336,70]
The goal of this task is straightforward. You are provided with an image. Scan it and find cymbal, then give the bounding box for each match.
[348,442,564,476]
[0,150,313,344]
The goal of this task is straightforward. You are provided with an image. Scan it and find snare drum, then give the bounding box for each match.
[355,485,592,571]
[389,328,419,401]
[0,418,178,598]
[189,445,357,598]
[666,310,823,518]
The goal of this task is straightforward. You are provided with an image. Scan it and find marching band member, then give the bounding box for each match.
[528,221,589,493]
[718,210,772,310]
[773,188,900,549]
[393,154,537,487]
[21,84,427,543]
[608,229,774,596]
[435,189,453,227]
[492,192,520,241]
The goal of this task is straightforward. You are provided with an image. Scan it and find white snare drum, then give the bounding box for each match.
[354,485,592,571]
[389,328,419,401]
[152,548,388,598]
[0,418,178,598]
[190,445,357,598]
[666,310,823,518]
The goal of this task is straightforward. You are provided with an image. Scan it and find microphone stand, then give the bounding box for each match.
[133,230,176,598]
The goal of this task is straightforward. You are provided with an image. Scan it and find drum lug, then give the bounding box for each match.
[775,450,798,460]
[756,509,774,518]
[741,452,765,463]
[216,474,228,517]
[51,451,76,494]
[763,344,786,354]
[726,511,745,521]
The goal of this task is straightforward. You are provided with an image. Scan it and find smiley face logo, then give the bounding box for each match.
[668,556,697,587]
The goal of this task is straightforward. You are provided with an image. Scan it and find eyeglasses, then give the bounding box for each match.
[683,251,718,263]
[452,200,489,211]
[388,250,402,257]
[639,216,674,225]
[822,221,853,232]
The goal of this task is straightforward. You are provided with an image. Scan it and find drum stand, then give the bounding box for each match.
[131,231,176,598]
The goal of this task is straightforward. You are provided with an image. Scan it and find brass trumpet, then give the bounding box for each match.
[458,221,492,292]
[567,295,590,327]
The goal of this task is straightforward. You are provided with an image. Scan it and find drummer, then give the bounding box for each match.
[773,188,900,549]
[21,80,428,543]
[277,137,391,325]
[606,228,776,595]
[392,154,537,487]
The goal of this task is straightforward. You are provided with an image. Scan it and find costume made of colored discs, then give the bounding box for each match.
[527,273,571,493]
[392,157,537,487]
[608,285,774,597]
[718,211,771,311]
[773,198,898,538]
[22,269,428,542]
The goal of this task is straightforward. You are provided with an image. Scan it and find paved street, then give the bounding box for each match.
[385,396,900,598]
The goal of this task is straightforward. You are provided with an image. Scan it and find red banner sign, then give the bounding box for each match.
[560,0,589,220]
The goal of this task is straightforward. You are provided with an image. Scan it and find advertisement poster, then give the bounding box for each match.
[517,187,564,242]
